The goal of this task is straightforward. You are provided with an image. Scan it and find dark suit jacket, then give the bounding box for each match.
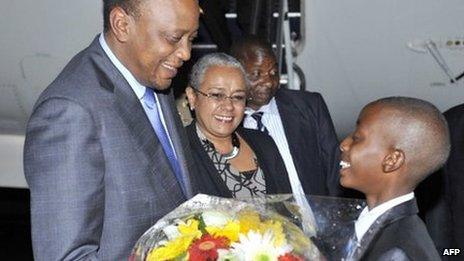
[442,104,464,251]
[351,199,440,261]
[185,122,292,197]
[274,88,342,196]
[24,36,200,260]
[416,104,464,257]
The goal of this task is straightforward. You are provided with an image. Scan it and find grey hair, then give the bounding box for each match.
[368,96,450,182]
[189,52,250,90]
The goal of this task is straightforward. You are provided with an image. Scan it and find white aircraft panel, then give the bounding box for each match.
[296,0,464,137]
[0,0,101,134]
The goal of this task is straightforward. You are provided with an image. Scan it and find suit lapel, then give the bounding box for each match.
[94,39,185,199]
[157,93,196,198]
[92,38,162,166]
[352,199,419,260]
[275,92,309,175]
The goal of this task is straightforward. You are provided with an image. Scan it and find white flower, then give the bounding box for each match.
[201,211,231,227]
[229,230,293,261]
[162,224,180,240]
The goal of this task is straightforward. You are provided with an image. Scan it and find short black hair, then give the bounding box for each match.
[229,34,276,64]
[368,96,450,183]
[103,0,142,32]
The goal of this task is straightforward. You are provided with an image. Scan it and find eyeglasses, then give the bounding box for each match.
[193,89,247,105]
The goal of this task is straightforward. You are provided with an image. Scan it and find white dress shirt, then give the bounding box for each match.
[243,97,299,181]
[355,192,415,242]
[244,97,315,234]
[98,33,177,158]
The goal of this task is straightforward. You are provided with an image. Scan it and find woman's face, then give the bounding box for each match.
[187,65,247,141]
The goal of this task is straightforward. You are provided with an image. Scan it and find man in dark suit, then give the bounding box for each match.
[339,97,449,260]
[230,36,341,196]
[415,103,464,257]
[23,0,200,260]
[441,104,464,252]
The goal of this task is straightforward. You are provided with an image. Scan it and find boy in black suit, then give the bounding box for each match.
[339,97,450,260]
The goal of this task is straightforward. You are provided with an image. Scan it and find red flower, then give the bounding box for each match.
[278,253,304,261]
[188,234,229,261]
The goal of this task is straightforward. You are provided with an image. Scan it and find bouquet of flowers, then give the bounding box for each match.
[130,194,322,261]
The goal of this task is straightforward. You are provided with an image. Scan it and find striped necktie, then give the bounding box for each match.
[251,111,269,135]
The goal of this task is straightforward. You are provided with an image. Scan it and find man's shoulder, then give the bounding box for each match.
[274,88,327,119]
[276,88,322,102]
[275,89,325,113]
[36,37,114,107]
[444,103,464,122]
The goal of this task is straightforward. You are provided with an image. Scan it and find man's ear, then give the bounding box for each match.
[382,149,405,173]
[109,6,132,42]
[185,87,196,110]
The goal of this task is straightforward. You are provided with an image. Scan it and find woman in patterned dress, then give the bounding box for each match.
[185,53,291,199]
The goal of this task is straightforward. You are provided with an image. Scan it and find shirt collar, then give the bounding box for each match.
[99,33,146,100]
[245,97,278,115]
[355,192,415,241]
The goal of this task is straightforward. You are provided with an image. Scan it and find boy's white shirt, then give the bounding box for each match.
[355,192,415,241]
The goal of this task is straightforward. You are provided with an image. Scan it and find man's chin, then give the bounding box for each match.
[250,97,272,107]
[152,79,173,90]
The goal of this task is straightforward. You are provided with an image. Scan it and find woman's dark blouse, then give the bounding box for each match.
[186,121,291,198]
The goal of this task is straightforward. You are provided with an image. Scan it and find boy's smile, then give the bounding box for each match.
[340,160,351,169]
[339,104,392,195]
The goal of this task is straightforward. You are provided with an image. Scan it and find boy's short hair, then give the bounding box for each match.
[368,97,450,183]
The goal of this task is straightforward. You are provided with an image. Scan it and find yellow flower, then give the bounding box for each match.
[147,219,202,260]
[178,219,202,238]
[206,220,240,242]
[259,220,286,247]
[147,234,195,261]
[237,210,261,234]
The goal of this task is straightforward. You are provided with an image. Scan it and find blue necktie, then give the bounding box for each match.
[142,88,185,194]
[251,111,269,135]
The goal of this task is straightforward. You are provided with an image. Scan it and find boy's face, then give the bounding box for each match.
[339,104,393,194]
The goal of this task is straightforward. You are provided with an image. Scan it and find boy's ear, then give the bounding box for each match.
[382,149,405,173]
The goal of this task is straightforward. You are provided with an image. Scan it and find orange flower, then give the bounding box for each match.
[188,234,229,261]
[278,253,304,261]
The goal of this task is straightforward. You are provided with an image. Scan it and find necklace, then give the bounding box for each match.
[196,125,241,160]
[221,132,240,160]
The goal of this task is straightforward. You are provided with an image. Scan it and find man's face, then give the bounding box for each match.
[242,52,279,110]
[125,0,199,90]
[339,104,393,194]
